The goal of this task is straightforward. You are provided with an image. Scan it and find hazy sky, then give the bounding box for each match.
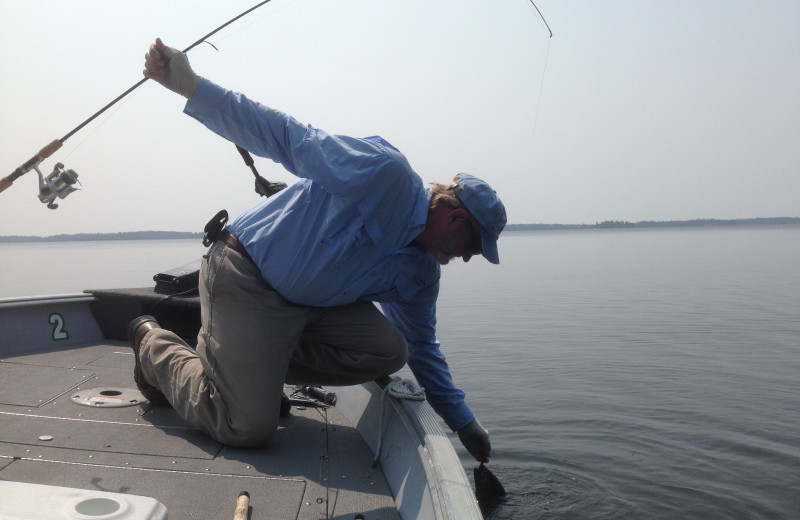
[1,0,798,236]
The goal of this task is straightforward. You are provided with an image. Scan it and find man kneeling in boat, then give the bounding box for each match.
[130,38,506,463]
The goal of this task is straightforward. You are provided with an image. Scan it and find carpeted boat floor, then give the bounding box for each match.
[0,341,399,519]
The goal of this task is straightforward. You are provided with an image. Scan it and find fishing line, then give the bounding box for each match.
[209,0,300,48]
[61,91,135,163]
[64,41,222,161]
[532,37,552,133]
[524,0,553,133]
[62,0,277,145]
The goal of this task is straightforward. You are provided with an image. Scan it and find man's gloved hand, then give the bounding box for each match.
[143,38,200,99]
[458,417,491,462]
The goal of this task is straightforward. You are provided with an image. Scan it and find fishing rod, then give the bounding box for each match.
[0,0,277,209]
[528,0,553,38]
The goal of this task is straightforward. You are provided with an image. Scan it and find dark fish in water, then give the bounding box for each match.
[474,462,506,504]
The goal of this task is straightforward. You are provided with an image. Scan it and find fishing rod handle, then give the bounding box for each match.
[39,139,63,159]
[1,139,62,194]
[233,491,249,520]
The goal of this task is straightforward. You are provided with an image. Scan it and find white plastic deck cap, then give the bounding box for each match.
[0,481,167,519]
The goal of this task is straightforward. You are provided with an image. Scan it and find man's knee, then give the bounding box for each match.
[386,326,408,372]
[211,415,278,448]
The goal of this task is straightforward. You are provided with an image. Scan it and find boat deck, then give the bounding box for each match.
[0,339,399,519]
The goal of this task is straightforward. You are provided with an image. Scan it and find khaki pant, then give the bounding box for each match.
[139,240,407,447]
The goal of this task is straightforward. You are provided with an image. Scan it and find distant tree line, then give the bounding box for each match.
[0,231,203,243]
[2,217,798,242]
[596,220,636,228]
[505,217,800,232]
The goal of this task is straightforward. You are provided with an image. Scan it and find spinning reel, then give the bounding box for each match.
[35,161,80,209]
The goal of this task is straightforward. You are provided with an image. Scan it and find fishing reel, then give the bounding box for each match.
[35,162,80,209]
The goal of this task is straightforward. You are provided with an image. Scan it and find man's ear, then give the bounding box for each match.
[448,208,468,225]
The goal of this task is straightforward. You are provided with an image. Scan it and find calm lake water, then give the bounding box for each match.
[2,226,799,519]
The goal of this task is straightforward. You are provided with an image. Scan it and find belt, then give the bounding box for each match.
[218,229,255,265]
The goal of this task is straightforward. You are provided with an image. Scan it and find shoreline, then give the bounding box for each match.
[2,217,798,243]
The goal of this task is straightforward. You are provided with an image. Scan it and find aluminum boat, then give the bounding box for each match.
[0,266,482,519]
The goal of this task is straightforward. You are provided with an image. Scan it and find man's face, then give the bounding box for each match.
[430,211,483,265]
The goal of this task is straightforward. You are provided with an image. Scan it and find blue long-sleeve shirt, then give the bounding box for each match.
[184,78,474,431]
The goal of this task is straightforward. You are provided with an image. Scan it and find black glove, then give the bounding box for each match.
[458,417,491,462]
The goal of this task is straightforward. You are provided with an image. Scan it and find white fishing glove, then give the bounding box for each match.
[143,38,200,99]
[458,417,492,462]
